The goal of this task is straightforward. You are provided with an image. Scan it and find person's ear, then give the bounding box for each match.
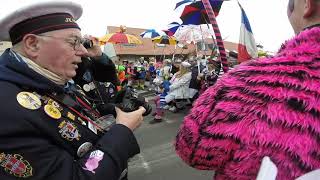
[22,34,40,58]
[304,0,316,17]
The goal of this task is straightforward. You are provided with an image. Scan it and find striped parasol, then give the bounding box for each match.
[99,32,142,45]
[140,29,166,38]
[99,26,142,45]
[152,35,178,45]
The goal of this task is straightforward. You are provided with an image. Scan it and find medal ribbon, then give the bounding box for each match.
[46,93,104,132]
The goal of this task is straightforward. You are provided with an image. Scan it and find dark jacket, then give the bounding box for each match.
[171,65,179,75]
[74,54,118,104]
[189,64,205,90]
[0,49,139,180]
[75,54,118,85]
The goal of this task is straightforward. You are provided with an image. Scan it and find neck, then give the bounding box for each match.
[11,50,67,85]
[303,23,320,30]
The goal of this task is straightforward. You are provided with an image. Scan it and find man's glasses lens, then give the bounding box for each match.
[37,35,85,51]
[72,37,88,50]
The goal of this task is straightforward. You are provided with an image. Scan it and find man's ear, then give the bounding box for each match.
[304,0,316,17]
[21,34,40,58]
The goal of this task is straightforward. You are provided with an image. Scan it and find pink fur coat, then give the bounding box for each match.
[175,26,320,180]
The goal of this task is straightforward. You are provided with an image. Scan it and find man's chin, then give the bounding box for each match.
[66,73,76,82]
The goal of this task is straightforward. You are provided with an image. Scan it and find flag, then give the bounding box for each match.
[238,2,258,63]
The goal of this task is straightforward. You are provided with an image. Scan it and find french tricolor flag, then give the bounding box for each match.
[238,2,258,63]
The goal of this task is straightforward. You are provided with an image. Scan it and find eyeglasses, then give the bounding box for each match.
[36,35,85,51]
[287,0,295,16]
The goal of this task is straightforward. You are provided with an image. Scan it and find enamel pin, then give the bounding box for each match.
[44,104,61,119]
[0,153,33,178]
[16,92,41,110]
[58,121,81,141]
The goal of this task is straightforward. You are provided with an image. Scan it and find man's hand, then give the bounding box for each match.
[115,107,146,131]
[83,35,102,58]
[197,73,203,80]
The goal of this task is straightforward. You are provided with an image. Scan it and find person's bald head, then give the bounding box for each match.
[287,0,320,34]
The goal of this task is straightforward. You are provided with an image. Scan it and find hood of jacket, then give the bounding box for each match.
[0,49,64,93]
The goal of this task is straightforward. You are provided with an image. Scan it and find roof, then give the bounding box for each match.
[107,26,238,56]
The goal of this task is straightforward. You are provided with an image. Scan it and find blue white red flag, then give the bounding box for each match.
[238,2,258,63]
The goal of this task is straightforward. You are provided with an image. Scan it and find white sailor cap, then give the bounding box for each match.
[0,1,82,44]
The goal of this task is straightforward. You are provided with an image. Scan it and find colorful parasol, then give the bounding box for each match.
[163,29,175,37]
[99,26,142,45]
[180,0,223,25]
[174,25,213,43]
[152,35,178,45]
[140,29,166,38]
[175,0,196,10]
[167,22,182,35]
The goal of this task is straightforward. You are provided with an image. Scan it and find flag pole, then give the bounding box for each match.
[201,0,229,73]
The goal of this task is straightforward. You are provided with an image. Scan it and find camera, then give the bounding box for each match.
[82,39,93,49]
[114,86,152,116]
[96,86,152,118]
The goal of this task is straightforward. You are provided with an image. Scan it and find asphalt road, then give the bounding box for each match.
[128,103,214,180]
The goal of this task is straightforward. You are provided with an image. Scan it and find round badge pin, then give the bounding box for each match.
[16,92,42,110]
[77,142,93,157]
[109,88,114,94]
[44,104,61,119]
[83,84,91,92]
[89,82,96,90]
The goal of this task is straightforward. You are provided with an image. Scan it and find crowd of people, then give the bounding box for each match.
[114,55,224,124]
[1,0,320,180]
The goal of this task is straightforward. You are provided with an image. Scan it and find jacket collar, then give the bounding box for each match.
[278,26,320,55]
[0,49,65,93]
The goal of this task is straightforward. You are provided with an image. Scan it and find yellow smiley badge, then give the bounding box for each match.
[16,92,41,110]
[44,104,61,119]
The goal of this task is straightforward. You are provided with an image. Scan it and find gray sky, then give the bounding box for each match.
[0,0,294,52]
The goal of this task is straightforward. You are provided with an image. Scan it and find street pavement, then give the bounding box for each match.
[128,92,214,180]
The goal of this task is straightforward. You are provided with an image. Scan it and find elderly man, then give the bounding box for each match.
[175,0,320,179]
[0,1,145,180]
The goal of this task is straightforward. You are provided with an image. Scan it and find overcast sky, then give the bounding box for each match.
[0,0,293,52]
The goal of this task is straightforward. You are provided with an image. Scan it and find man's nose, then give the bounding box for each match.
[75,44,88,56]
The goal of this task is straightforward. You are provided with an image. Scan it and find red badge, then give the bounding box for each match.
[0,153,33,178]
